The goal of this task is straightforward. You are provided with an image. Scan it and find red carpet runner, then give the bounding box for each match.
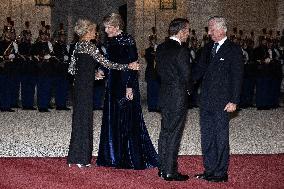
[0,154,283,189]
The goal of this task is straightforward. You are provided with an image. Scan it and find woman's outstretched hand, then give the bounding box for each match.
[126,88,133,100]
[128,61,140,70]
[95,69,105,80]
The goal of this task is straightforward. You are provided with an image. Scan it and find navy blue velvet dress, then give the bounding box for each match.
[96,33,158,169]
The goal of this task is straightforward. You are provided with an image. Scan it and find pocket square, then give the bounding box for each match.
[220,58,224,61]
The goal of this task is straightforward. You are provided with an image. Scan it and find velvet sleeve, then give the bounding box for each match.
[122,35,138,88]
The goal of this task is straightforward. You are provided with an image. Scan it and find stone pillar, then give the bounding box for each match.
[277,0,284,32]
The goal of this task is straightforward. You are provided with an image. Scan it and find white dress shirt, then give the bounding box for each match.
[170,36,181,45]
[216,36,227,52]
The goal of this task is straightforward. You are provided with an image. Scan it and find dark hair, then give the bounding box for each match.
[168,18,189,36]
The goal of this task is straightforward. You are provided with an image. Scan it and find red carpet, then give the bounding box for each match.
[0,155,283,189]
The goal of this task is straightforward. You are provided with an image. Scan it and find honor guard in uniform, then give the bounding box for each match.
[202,27,210,46]
[21,21,32,38]
[237,30,244,43]
[268,30,274,42]
[246,31,255,48]
[144,35,160,112]
[267,39,282,108]
[38,21,46,37]
[258,28,268,46]
[275,31,281,47]
[7,23,21,108]
[32,31,56,112]
[53,23,66,39]
[2,17,12,39]
[191,29,198,43]
[188,39,201,108]
[230,27,238,41]
[239,41,256,108]
[9,21,16,41]
[0,31,16,112]
[45,25,52,40]
[19,30,37,110]
[53,34,70,110]
[253,38,273,109]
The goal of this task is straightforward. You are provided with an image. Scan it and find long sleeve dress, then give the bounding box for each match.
[96,33,158,170]
[67,41,128,165]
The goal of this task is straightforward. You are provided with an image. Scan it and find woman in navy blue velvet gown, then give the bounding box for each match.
[96,13,158,170]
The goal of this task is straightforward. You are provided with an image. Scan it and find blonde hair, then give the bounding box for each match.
[103,13,124,29]
[74,19,97,38]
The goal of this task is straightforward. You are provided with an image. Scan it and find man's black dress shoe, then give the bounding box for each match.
[68,163,92,168]
[1,108,15,112]
[195,173,209,180]
[56,107,71,111]
[148,109,160,112]
[161,172,189,181]
[48,105,54,109]
[22,107,36,110]
[158,170,163,177]
[206,174,228,182]
[38,108,49,112]
[257,106,271,110]
[195,172,214,180]
[195,172,228,182]
[93,107,103,110]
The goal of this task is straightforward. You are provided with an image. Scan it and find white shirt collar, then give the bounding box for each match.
[170,36,181,45]
[216,36,227,46]
[215,36,227,52]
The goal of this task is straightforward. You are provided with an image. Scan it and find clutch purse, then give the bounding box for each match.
[117,97,130,109]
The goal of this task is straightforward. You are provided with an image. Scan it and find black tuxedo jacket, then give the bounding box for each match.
[156,39,191,112]
[193,39,243,110]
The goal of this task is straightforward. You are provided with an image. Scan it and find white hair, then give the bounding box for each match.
[209,16,227,32]
[74,19,96,38]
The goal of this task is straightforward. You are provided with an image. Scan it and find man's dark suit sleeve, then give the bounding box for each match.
[230,45,244,104]
[176,48,191,92]
[192,46,209,81]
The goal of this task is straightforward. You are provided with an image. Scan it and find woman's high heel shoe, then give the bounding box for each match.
[68,164,92,168]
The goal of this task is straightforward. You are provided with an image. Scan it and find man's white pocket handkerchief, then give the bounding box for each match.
[220,58,224,61]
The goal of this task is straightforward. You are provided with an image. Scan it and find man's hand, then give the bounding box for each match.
[8,54,15,59]
[95,69,105,80]
[264,58,271,64]
[126,88,133,100]
[44,54,51,60]
[128,61,139,70]
[224,102,237,112]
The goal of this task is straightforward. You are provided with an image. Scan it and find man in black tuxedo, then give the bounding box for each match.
[156,18,191,181]
[193,16,243,182]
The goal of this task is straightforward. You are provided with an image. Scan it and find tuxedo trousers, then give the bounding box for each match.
[158,108,187,174]
[200,108,229,176]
